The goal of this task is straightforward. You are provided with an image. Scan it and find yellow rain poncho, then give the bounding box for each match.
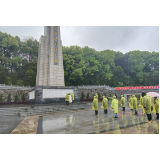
[92,96,98,110]
[120,96,125,107]
[155,98,159,113]
[129,96,133,109]
[142,95,151,114]
[71,93,74,101]
[132,95,137,111]
[101,96,108,109]
[65,93,69,102]
[111,96,118,113]
[139,96,146,113]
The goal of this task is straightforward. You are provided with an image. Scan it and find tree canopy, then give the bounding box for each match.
[0,31,159,87]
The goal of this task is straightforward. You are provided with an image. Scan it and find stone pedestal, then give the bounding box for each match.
[30,86,80,104]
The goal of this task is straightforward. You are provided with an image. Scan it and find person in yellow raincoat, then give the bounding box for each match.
[141,92,152,123]
[154,97,159,120]
[120,95,125,111]
[111,96,118,118]
[101,96,108,114]
[65,93,69,105]
[92,96,98,115]
[95,93,98,99]
[129,95,133,110]
[71,93,74,103]
[132,95,138,115]
[139,94,146,114]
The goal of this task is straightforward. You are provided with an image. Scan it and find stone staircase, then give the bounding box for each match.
[0,102,92,117]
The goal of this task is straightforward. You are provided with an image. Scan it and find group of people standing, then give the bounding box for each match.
[92,94,126,118]
[92,92,159,122]
[65,93,74,104]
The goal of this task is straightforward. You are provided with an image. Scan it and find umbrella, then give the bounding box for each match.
[146,92,159,97]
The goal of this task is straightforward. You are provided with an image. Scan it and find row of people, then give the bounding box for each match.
[92,92,159,121]
[65,93,74,104]
[92,94,119,118]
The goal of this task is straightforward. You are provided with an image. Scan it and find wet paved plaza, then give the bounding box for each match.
[41,105,159,134]
[0,103,159,134]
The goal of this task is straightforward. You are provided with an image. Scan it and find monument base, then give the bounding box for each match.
[28,86,80,105]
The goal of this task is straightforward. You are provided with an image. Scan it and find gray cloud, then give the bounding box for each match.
[0,26,159,53]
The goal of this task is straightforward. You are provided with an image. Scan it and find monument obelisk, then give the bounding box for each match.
[36,26,65,86]
[28,26,79,104]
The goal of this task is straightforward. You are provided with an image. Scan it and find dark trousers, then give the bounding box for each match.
[66,101,69,105]
[122,107,125,111]
[156,113,159,119]
[147,114,152,121]
[104,109,108,114]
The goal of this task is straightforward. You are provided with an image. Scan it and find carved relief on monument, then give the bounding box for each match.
[54,27,58,65]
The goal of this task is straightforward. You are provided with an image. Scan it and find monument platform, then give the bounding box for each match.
[28,86,80,104]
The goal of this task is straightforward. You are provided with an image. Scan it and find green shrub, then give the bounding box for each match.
[14,94,18,102]
[21,93,25,102]
[7,93,11,102]
[81,92,85,99]
[98,92,100,99]
[87,92,89,99]
[0,94,3,102]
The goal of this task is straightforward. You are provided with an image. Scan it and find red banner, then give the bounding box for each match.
[115,86,159,90]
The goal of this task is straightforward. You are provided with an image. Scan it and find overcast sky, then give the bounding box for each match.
[0,26,159,54]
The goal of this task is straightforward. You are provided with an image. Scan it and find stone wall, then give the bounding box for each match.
[78,87,159,100]
[0,86,159,103]
[0,89,28,102]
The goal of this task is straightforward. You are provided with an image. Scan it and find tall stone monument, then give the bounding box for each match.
[28,26,79,104]
[36,26,65,86]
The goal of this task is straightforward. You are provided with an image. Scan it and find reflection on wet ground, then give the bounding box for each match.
[6,103,159,134]
[0,116,24,134]
[42,107,159,134]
